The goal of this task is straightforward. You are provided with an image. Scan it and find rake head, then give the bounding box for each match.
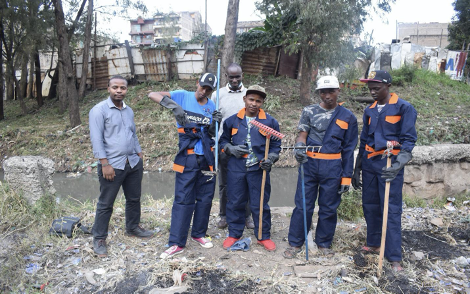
[249,120,285,140]
[382,140,401,159]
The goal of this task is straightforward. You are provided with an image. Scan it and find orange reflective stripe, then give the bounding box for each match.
[177,128,197,133]
[231,128,238,135]
[242,154,248,158]
[187,149,195,155]
[209,165,213,172]
[366,144,400,159]
[368,117,371,125]
[336,119,348,130]
[385,115,401,124]
[173,163,184,173]
[306,151,341,160]
[341,178,352,185]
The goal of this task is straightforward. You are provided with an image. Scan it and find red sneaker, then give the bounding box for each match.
[257,239,276,251]
[223,237,240,249]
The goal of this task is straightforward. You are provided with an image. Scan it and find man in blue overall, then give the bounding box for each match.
[89,76,154,257]
[284,76,358,258]
[210,63,254,230]
[219,85,281,251]
[352,70,417,272]
[148,73,222,259]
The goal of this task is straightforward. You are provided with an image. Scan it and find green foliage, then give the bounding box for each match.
[403,194,427,208]
[391,64,418,86]
[429,192,470,209]
[447,0,470,50]
[263,95,281,112]
[337,189,364,221]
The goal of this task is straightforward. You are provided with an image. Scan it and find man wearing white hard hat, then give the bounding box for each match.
[284,76,358,258]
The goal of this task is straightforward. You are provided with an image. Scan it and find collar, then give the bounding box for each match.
[369,93,398,108]
[226,83,245,93]
[237,107,267,119]
[107,97,127,109]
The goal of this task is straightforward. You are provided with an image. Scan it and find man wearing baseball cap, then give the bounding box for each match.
[284,76,358,258]
[219,85,282,251]
[148,73,222,259]
[352,70,417,272]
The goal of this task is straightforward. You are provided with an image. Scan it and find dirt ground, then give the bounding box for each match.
[2,198,468,294]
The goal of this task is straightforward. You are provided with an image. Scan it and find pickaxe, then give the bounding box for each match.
[248,120,285,240]
[377,140,401,277]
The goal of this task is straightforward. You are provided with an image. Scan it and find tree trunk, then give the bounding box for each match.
[58,56,67,113]
[299,56,313,106]
[34,50,43,107]
[53,0,81,127]
[19,53,29,102]
[78,0,93,99]
[27,54,34,98]
[5,64,14,101]
[221,0,240,86]
[0,27,4,121]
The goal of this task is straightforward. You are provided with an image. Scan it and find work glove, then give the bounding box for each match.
[208,110,223,137]
[224,143,249,159]
[351,153,362,190]
[159,96,187,126]
[260,153,279,172]
[294,142,308,164]
[338,185,350,194]
[382,150,412,182]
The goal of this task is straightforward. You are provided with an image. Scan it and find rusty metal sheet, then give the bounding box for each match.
[141,49,177,82]
[277,48,300,78]
[106,47,131,78]
[241,47,279,76]
[92,56,109,89]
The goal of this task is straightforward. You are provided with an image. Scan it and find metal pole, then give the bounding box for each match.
[301,163,309,261]
[215,59,221,172]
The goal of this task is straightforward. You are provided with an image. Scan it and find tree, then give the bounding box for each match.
[78,0,93,99]
[52,0,81,127]
[221,0,240,86]
[257,0,394,105]
[448,0,470,50]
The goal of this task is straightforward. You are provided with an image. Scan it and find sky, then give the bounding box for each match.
[107,0,457,45]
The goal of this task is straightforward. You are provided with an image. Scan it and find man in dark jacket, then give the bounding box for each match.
[284,76,358,258]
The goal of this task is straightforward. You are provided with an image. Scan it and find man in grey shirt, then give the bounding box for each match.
[89,75,153,257]
[211,63,254,230]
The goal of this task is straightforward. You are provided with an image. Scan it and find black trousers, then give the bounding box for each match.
[92,159,143,240]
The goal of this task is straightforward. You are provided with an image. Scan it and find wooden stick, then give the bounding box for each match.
[258,135,270,240]
[377,156,392,277]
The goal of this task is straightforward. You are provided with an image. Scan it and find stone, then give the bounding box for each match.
[430,218,444,227]
[411,251,425,261]
[3,156,55,205]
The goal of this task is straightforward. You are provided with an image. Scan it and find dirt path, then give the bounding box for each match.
[3,199,468,294]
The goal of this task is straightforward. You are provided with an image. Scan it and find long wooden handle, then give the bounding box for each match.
[378,156,392,277]
[258,135,270,240]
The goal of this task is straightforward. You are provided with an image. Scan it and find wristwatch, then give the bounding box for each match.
[102,163,110,167]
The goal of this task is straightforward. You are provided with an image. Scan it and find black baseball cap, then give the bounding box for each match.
[199,73,217,90]
[360,70,392,84]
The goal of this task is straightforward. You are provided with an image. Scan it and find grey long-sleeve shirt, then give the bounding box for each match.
[89,97,142,170]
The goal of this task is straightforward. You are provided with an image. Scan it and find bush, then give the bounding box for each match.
[391,64,418,86]
[338,189,364,221]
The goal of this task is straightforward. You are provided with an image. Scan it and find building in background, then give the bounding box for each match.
[236,20,264,34]
[398,22,449,48]
[129,17,155,45]
[129,11,212,45]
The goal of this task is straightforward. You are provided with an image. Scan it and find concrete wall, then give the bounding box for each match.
[398,22,449,48]
[404,144,470,198]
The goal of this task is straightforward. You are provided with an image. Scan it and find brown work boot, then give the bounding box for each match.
[93,239,107,257]
[217,216,228,229]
